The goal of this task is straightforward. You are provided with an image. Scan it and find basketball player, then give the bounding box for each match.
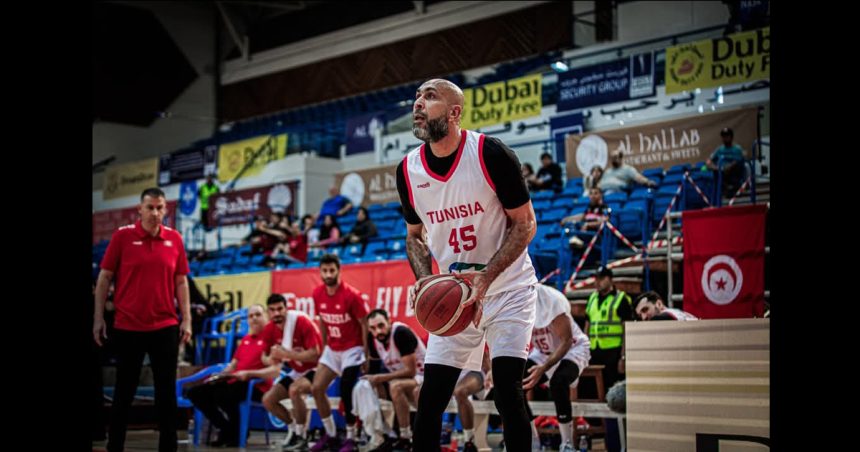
[634,291,698,321]
[397,78,538,451]
[523,283,591,451]
[359,309,426,451]
[260,294,323,451]
[310,254,370,452]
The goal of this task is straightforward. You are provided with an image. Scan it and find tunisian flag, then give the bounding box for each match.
[682,205,766,319]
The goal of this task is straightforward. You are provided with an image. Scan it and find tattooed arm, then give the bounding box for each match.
[406,223,433,280]
[459,201,537,326]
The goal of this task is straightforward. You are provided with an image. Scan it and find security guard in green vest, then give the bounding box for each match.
[583,266,634,389]
[198,174,220,231]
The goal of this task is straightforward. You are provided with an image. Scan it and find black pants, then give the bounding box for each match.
[200,208,211,231]
[525,359,581,424]
[414,357,531,452]
[589,347,623,390]
[340,365,361,425]
[107,326,179,452]
[187,380,263,443]
[716,164,745,196]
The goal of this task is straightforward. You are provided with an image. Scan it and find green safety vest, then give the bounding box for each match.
[586,290,630,350]
[199,184,219,210]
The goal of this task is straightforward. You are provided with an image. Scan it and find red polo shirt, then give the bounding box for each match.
[101,220,190,331]
[232,332,273,393]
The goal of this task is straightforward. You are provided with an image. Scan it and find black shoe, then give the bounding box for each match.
[284,435,310,451]
[211,435,238,447]
[462,440,479,452]
[391,438,412,451]
[369,437,394,452]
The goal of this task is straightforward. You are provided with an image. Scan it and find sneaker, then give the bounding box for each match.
[284,436,310,451]
[369,437,394,452]
[338,438,358,452]
[560,440,575,452]
[282,431,295,447]
[462,440,478,452]
[391,438,412,451]
[569,236,585,248]
[309,433,341,452]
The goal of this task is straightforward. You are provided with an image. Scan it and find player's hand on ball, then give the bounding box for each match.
[455,272,488,327]
[408,274,436,310]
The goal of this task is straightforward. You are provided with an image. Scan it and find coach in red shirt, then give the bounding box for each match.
[94,188,192,452]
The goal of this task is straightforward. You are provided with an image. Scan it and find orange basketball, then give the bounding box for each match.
[414,274,474,336]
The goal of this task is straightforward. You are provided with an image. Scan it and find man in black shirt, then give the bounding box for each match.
[529,152,563,192]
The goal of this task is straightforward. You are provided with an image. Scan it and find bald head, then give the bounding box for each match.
[418,79,464,107]
[413,78,465,143]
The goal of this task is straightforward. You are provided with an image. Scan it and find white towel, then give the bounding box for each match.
[351,379,387,438]
[281,311,299,350]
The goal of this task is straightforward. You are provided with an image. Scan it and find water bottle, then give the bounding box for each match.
[440,419,453,445]
[579,434,589,452]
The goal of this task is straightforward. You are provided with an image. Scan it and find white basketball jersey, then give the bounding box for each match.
[529,284,590,365]
[403,129,537,297]
[373,322,426,375]
[663,308,698,321]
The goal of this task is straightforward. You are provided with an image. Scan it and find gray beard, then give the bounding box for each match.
[413,115,449,143]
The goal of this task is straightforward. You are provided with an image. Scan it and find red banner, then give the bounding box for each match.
[92,200,178,245]
[271,260,432,343]
[682,205,766,319]
[208,181,299,226]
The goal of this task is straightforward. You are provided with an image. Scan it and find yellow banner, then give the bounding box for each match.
[666,27,770,94]
[195,271,272,313]
[103,158,159,200]
[218,133,288,183]
[461,74,543,130]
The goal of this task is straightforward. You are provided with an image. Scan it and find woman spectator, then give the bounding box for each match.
[310,214,341,248]
[583,165,604,196]
[340,207,378,251]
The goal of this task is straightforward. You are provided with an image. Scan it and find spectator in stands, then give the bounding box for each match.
[298,213,319,249]
[529,152,563,192]
[263,214,300,267]
[707,127,747,196]
[341,206,378,250]
[599,150,657,194]
[254,213,288,257]
[522,163,536,190]
[234,215,268,256]
[310,214,341,248]
[94,187,191,452]
[317,185,353,226]
[187,304,275,447]
[285,215,310,263]
[198,174,220,231]
[634,291,698,321]
[561,187,608,248]
[583,165,604,195]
